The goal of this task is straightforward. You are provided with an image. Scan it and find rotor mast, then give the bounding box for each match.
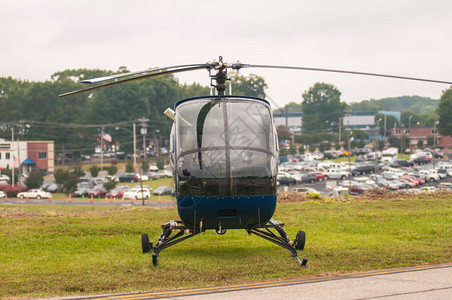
[210,56,229,96]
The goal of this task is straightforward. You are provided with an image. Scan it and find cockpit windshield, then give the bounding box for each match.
[175,97,278,197]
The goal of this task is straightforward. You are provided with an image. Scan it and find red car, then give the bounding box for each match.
[107,185,130,199]
[88,185,108,198]
[399,176,420,187]
[313,172,325,182]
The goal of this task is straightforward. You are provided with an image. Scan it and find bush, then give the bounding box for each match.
[106,165,118,176]
[103,178,117,191]
[125,163,134,173]
[157,159,164,170]
[70,166,85,178]
[0,184,27,197]
[89,165,100,177]
[24,169,44,189]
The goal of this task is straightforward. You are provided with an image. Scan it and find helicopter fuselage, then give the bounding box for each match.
[171,95,279,230]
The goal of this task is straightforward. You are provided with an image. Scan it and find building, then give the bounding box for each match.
[0,139,54,174]
[273,112,302,135]
[390,127,452,150]
[273,110,401,138]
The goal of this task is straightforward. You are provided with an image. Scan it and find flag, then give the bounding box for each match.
[13,155,19,168]
[102,133,112,142]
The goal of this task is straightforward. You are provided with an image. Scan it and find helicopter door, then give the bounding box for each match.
[175,97,278,197]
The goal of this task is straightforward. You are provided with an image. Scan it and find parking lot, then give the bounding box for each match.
[277,159,452,196]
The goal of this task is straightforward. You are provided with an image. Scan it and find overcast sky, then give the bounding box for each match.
[1,0,451,107]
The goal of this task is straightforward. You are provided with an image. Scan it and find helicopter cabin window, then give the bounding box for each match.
[175,97,277,197]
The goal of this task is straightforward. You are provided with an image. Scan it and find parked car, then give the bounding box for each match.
[351,165,375,176]
[411,156,431,165]
[437,169,449,179]
[324,169,348,180]
[301,173,318,183]
[119,173,139,182]
[350,184,374,194]
[73,182,94,197]
[88,185,108,198]
[107,185,130,199]
[149,169,173,179]
[17,189,51,199]
[123,188,151,200]
[153,186,174,195]
[419,170,440,182]
[277,175,296,185]
[393,159,414,167]
[312,172,325,182]
[0,174,10,183]
[292,187,320,194]
[0,191,5,198]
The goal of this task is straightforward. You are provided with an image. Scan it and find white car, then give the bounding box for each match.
[0,191,5,198]
[419,170,440,182]
[137,173,150,181]
[17,189,51,199]
[122,188,151,200]
[323,169,348,180]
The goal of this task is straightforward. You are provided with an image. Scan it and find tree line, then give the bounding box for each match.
[0,69,266,156]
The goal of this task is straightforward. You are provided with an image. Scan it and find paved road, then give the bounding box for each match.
[84,263,452,300]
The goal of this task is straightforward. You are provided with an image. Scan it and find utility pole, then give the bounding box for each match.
[383,114,387,145]
[138,118,149,170]
[138,117,149,206]
[408,115,413,153]
[433,121,439,169]
[374,118,381,176]
[133,122,137,169]
[347,134,354,195]
[338,117,342,146]
[100,126,104,171]
[11,128,14,188]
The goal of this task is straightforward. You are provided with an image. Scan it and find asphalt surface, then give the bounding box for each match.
[58,263,452,300]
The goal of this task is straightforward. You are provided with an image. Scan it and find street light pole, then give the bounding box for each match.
[133,123,137,169]
[11,128,14,188]
[348,135,354,195]
[375,118,381,176]
[408,115,413,153]
[433,121,439,169]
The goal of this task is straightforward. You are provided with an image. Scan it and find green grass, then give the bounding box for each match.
[0,196,451,298]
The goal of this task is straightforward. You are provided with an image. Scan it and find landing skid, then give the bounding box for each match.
[246,219,308,266]
[141,219,307,266]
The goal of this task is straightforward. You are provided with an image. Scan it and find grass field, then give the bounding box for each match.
[0,194,451,298]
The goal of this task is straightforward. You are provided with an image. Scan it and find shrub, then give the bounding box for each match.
[103,178,117,191]
[24,169,44,189]
[89,165,100,177]
[0,184,27,197]
[106,165,118,176]
[125,163,134,173]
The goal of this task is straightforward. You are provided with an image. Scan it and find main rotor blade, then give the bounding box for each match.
[240,64,452,85]
[80,63,212,84]
[59,64,214,97]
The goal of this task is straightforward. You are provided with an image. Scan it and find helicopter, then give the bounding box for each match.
[60,56,452,266]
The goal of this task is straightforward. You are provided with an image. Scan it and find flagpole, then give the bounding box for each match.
[100,126,104,171]
[11,128,14,188]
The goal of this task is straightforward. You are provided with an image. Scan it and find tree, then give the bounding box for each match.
[89,165,100,178]
[374,113,399,137]
[53,169,78,194]
[103,178,117,192]
[273,102,302,114]
[230,74,267,98]
[24,169,44,189]
[301,83,347,134]
[437,87,452,135]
